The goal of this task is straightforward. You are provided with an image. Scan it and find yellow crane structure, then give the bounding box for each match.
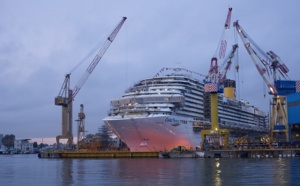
[55,17,127,148]
[201,8,237,150]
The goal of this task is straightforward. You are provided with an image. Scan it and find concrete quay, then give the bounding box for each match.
[39,150,159,158]
[202,148,300,158]
[38,148,300,159]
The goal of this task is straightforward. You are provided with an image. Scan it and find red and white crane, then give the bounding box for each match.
[233,21,290,95]
[218,44,239,86]
[55,17,127,148]
[206,7,233,86]
[201,8,235,150]
[233,20,296,141]
[205,7,234,91]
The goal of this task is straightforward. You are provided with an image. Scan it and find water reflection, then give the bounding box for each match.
[59,159,73,186]
[53,157,300,186]
[115,159,208,185]
[284,158,300,185]
[76,159,86,184]
[214,159,222,186]
[274,158,289,185]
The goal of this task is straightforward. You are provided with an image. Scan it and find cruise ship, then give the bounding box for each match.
[103,67,269,151]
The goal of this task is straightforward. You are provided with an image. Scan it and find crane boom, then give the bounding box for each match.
[218,7,232,59]
[233,21,281,95]
[72,17,127,98]
[55,17,127,148]
[233,20,295,142]
[218,44,238,85]
[207,8,234,86]
[224,8,232,29]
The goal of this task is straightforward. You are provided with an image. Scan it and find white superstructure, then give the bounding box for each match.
[103,68,269,151]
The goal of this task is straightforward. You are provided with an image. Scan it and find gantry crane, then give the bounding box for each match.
[201,8,237,150]
[233,20,296,142]
[55,17,127,148]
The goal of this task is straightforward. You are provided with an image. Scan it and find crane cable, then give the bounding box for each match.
[69,18,126,74]
[69,37,106,74]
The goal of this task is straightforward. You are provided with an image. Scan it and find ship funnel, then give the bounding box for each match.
[224,79,236,99]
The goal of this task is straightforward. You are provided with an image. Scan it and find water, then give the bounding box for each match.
[1,154,300,186]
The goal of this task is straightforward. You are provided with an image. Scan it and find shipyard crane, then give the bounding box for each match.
[76,104,86,150]
[55,17,127,148]
[201,8,236,150]
[205,44,238,91]
[233,20,298,142]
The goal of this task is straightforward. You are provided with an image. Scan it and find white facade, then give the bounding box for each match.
[14,139,33,152]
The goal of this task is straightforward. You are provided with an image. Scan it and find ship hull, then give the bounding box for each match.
[103,115,201,152]
[102,68,268,152]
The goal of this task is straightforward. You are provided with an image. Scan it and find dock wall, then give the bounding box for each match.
[39,150,159,158]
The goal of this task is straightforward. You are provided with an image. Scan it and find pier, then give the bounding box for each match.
[39,150,159,158]
[39,147,300,159]
[202,148,300,158]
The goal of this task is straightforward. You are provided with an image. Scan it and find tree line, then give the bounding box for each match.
[1,134,15,148]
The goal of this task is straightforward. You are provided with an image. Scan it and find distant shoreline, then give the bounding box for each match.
[29,137,78,145]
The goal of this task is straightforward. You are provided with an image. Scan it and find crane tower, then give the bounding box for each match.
[77,104,86,148]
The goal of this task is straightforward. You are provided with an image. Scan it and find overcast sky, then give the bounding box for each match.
[1,1,299,142]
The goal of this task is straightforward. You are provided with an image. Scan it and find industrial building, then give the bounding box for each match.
[288,92,300,142]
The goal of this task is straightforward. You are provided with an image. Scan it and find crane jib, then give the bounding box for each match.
[57,17,127,100]
[71,17,127,98]
[55,17,127,148]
